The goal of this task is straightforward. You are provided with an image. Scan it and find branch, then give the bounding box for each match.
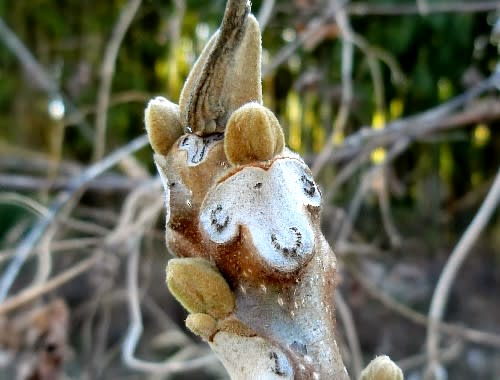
[397,341,463,372]
[334,139,409,242]
[313,97,499,211]
[0,237,102,265]
[0,254,101,315]
[0,18,58,95]
[348,1,500,16]
[0,135,149,302]
[312,2,354,176]
[122,238,216,374]
[93,0,142,160]
[336,291,363,378]
[0,18,93,140]
[349,265,500,348]
[257,0,275,32]
[0,173,142,192]
[330,73,500,164]
[425,167,500,377]
[64,91,152,127]
[262,0,349,77]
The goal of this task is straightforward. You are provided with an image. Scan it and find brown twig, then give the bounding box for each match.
[63,91,152,127]
[335,139,409,242]
[375,168,402,247]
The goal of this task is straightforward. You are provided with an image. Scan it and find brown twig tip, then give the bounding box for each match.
[224,102,284,165]
[359,356,404,380]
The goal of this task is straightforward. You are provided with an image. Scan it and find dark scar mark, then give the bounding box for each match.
[300,175,316,197]
[45,343,57,353]
[254,182,263,189]
[191,139,204,164]
[270,227,302,258]
[291,341,308,355]
[193,135,221,163]
[210,204,229,233]
[269,351,286,376]
[180,134,223,164]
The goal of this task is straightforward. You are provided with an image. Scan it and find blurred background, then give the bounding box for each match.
[0,0,499,379]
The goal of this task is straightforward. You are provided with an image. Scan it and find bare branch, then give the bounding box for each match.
[262,0,350,77]
[425,167,500,377]
[348,1,500,16]
[397,340,463,372]
[0,18,58,94]
[330,73,500,164]
[350,265,500,348]
[257,0,275,32]
[0,18,94,140]
[0,237,102,265]
[93,0,142,160]
[122,238,217,374]
[0,173,142,192]
[0,254,101,315]
[336,291,363,378]
[0,135,149,302]
[312,2,354,176]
